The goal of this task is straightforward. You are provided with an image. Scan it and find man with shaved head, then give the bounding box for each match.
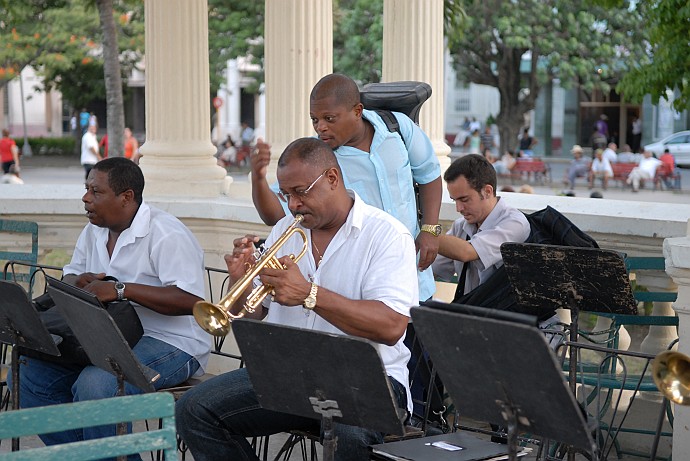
[178,137,418,461]
[250,73,442,303]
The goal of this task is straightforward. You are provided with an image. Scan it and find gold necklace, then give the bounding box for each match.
[312,241,323,263]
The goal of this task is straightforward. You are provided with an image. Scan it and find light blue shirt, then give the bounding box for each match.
[273,109,440,300]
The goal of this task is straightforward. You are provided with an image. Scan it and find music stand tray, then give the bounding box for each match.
[47,285,159,394]
[232,319,405,461]
[412,304,596,460]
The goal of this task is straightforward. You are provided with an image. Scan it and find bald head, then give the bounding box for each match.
[310,74,360,108]
[278,138,341,174]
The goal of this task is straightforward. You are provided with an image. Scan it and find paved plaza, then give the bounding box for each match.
[14,153,687,206]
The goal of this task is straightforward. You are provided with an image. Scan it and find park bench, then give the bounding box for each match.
[653,163,682,190]
[508,158,551,185]
[0,393,177,461]
[611,162,637,188]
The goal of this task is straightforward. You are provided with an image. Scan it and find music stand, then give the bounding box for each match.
[232,319,405,461]
[501,243,638,393]
[413,303,597,461]
[0,280,61,451]
[47,285,159,396]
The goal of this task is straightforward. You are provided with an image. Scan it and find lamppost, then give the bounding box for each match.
[18,69,33,157]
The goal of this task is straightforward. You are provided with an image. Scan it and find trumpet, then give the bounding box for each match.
[193,214,308,336]
[651,350,690,405]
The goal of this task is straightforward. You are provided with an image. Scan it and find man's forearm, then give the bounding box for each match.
[438,234,478,262]
[417,176,442,225]
[251,178,286,225]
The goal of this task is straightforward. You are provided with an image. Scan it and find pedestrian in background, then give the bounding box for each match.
[0,129,20,175]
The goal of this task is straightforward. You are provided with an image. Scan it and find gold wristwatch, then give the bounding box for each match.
[303,283,318,310]
[420,224,442,237]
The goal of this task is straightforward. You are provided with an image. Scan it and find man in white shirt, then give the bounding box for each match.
[177,137,418,461]
[602,142,618,164]
[16,158,210,456]
[240,121,254,146]
[588,148,614,190]
[80,124,101,180]
[627,150,662,192]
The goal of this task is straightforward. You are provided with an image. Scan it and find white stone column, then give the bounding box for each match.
[138,0,228,198]
[255,84,266,141]
[264,0,333,158]
[663,225,690,461]
[220,59,241,142]
[382,0,451,170]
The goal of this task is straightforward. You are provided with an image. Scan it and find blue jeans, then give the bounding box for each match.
[13,336,199,461]
[176,367,408,461]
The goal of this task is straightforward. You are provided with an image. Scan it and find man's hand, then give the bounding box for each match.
[416,231,439,271]
[81,279,120,303]
[225,235,261,283]
[251,138,271,182]
[259,256,311,306]
[72,272,107,289]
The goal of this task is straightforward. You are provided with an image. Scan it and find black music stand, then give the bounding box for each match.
[232,319,405,461]
[413,303,597,461]
[0,280,61,452]
[47,285,159,396]
[500,243,638,395]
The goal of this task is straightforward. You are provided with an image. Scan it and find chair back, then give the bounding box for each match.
[0,220,39,290]
[0,393,177,460]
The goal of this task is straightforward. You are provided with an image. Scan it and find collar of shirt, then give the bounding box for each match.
[462,196,505,237]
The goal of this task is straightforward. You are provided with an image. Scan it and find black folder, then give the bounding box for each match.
[370,431,511,461]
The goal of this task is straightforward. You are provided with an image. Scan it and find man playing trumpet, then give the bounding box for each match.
[176,137,418,461]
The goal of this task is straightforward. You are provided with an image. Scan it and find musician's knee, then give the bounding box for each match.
[72,365,120,401]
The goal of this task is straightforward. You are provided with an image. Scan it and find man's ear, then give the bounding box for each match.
[120,189,135,206]
[325,167,339,189]
[353,103,364,118]
[483,184,495,199]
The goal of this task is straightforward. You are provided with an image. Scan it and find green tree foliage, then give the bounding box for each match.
[207,0,463,91]
[614,0,690,111]
[333,0,383,84]
[0,0,144,150]
[0,0,78,90]
[446,0,647,152]
[208,0,264,93]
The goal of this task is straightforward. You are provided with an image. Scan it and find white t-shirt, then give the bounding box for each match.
[638,157,662,177]
[258,191,418,412]
[591,157,613,175]
[63,202,211,372]
[602,148,617,164]
[80,131,100,166]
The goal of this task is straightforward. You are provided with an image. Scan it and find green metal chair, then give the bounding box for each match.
[555,256,678,460]
[0,220,39,289]
[0,392,177,460]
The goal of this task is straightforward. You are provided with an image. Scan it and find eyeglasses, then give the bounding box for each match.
[277,170,329,203]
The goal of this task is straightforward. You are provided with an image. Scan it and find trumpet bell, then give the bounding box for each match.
[652,351,690,405]
[193,301,231,337]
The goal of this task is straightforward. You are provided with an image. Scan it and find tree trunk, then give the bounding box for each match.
[96,0,125,157]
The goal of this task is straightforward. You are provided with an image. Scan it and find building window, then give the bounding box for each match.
[455,82,471,112]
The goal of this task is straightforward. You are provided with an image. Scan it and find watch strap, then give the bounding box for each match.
[304,283,318,309]
[420,224,442,237]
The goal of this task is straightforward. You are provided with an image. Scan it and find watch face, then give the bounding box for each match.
[115,282,125,290]
[304,299,315,309]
